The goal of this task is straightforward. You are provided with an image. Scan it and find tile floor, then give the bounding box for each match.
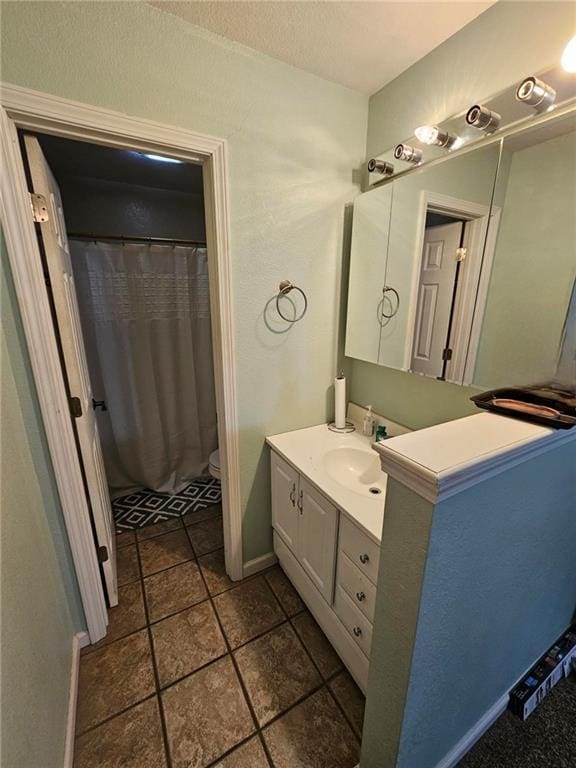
[75,504,364,768]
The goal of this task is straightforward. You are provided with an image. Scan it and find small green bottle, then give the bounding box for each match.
[375,424,388,442]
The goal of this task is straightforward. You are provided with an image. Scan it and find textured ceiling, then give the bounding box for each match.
[150,1,494,94]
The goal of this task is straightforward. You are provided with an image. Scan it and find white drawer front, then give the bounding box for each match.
[339,515,380,586]
[334,585,373,658]
[337,552,376,624]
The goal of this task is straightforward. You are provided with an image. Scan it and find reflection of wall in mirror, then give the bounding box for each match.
[377,144,501,372]
[345,184,393,363]
[473,129,576,388]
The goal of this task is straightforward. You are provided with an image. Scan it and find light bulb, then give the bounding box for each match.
[515,76,556,112]
[393,143,422,165]
[415,125,439,145]
[466,104,501,133]
[414,125,458,149]
[561,35,576,73]
[367,159,394,176]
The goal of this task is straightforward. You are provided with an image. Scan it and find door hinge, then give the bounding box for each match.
[442,348,453,361]
[97,545,109,563]
[30,193,49,223]
[455,247,467,262]
[69,396,82,418]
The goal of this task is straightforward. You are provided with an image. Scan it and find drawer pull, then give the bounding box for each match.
[356,591,366,602]
[353,626,362,637]
[359,553,370,564]
[289,483,296,507]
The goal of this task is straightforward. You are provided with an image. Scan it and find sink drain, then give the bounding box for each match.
[369,487,382,495]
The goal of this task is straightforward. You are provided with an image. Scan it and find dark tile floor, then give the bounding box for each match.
[75,504,364,768]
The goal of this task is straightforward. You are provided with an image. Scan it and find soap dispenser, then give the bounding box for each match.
[362,405,375,437]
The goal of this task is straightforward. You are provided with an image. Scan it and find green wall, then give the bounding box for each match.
[0,1,368,561]
[1,234,85,767]
[474,130,576,387]
[350,1,576,431]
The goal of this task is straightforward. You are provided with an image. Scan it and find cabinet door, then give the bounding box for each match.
[271,452,299,553]
[298,477,338,603]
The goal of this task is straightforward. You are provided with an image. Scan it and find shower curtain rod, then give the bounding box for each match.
[68,232,207,247]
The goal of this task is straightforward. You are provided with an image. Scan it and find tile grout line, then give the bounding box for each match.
[86,514,360,766]
[182,521,277,768]
[74,692,158,740]
[286,612,363,743]
[134,532,175,768]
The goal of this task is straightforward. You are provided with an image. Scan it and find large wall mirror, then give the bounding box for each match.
[345,108,576,390]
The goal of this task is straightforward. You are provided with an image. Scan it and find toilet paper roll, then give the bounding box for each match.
[334,375,346,429]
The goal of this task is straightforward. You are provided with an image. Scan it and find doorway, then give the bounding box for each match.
[410,209,467,380]
[22,131,225,609]
[1,84,242,643]
[405,191,501,385]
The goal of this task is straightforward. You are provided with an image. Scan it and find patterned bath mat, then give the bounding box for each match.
[112,476,222,532]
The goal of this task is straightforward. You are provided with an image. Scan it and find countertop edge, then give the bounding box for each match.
[372,412,576,504]
[266,431,384,545]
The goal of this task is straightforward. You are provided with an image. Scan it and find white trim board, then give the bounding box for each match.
[0,83,243,643]
[433,693,509,768]
[243,552,277,578]
[63,631,87,768]
[373,412,576,504]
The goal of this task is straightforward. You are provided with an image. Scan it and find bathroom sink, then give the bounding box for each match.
[323,447,386,498]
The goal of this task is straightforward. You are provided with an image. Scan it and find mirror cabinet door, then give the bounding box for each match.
[345,183,393,363]
[469,112,576,389]
[378,142,502,381]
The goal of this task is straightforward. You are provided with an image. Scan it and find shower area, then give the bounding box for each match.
[38,135,222,532]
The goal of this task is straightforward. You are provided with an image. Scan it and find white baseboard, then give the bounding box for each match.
[64,631,86,767]
[242,552,277,578]
[433,694,509,768]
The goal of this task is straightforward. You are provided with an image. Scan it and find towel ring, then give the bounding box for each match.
[276,280,308,323]
[380,285,400,319]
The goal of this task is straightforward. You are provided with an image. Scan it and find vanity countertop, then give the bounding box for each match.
[266,423,386,543]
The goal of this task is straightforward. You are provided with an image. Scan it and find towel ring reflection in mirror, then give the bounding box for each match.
[276,280,308,323]
[378,285,400,326]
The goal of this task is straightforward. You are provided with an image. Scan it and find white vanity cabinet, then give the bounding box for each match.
[271,451,338,603]
[270,446,382,693]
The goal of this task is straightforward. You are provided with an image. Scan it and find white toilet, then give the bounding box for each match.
[208,449,221,480]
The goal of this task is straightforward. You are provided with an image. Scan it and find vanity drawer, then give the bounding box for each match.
[334,585,373,658]
[339,516,380,586]
[336,552,376,624]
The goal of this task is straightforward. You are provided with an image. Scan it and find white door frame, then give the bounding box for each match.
[0,83,243,642]
[403,190,500,384]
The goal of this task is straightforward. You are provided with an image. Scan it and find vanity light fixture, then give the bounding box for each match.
[393,143,422,165]
[367,158,395,176]
[465,104,501,133]
[414,125,458,149]
[561,35,576,73]
[515,76,556,112]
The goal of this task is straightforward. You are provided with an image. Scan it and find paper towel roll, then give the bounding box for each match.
[334,375,346,429]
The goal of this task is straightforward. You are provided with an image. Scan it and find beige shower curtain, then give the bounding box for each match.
[71,239,218,497]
